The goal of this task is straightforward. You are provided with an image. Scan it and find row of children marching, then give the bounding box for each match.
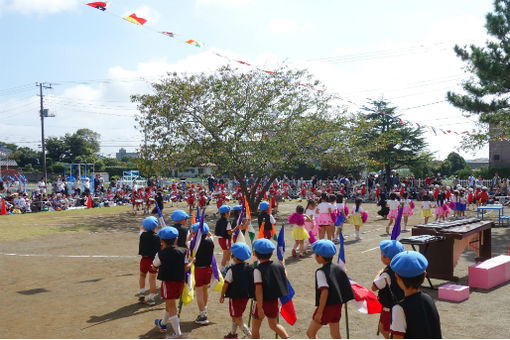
[137,210,441,338]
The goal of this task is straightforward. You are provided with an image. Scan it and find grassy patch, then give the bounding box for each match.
[0,206,140,241]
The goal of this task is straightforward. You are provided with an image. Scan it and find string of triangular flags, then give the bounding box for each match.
[85,2,203,47]
[85,2,508,141]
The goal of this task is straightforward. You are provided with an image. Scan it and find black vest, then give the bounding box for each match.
[195,236,214,267]
[173,223,188,248]
[257,261,289,300]
[258,212,272,230]
[377,266,404,308]
[157,247,186,282]
[138,231,161,257]
[215,217,230,239]
[225,262,255,299]
[315,262,354,306]
[399,292,442,339]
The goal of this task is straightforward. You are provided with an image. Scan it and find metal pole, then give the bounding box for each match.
[39,83,47,182]
[344,303,350,339]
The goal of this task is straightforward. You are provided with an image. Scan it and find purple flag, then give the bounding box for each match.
[391,205,403,240]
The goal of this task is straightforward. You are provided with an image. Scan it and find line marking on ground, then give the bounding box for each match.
[0,253,137,259]
[361,246,379,253]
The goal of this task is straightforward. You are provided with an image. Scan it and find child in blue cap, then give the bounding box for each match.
[258,201,276,240]
[390,251,441,339]
[215,205,233,272]
[307,240,354,339]
[136,216,161,305]
[170,209,190,249]
[371,240,405,338]
[220,242,254,339]
[188,222,214,325]
[251,238,289,339]
[153,226,194,337]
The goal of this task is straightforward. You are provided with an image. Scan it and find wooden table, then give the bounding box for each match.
[411,218,493,281]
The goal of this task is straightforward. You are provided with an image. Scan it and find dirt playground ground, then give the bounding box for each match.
[1,201,510,338]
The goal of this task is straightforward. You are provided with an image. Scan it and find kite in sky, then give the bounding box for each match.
[87,2,109,11]
[124,13,147,26]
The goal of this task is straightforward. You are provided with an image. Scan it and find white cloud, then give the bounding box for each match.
[268,17,313,34]
[7,0,78,15]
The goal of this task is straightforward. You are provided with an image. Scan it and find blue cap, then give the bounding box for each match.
[312,240,337,258]
[231,242,251,261]
[253,238,275,255]
[259,201,270,211]
[233,205,242,211]
[380,240,404,259]
[219,205,231,214]
[158,226,179,240]
[191,222,210,234]
[142,216,158,231]
[390,251,428,277]
[171,210,189,222]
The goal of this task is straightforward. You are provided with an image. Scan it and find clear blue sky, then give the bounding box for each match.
[0,0,495,160]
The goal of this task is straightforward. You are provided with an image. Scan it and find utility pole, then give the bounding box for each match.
[36,82,54,181]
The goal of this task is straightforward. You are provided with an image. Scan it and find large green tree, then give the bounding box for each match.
[357,99,428,189]
[447,0,510,146]
[132,65,353,212]
[45,129,101,163]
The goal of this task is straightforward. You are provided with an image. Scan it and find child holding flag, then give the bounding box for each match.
[251,238,289,339]
[136,216,161,305]
[307,239,354,339]
[257,201,276,240]
[153,227,194,337]
[390,251,442,338]
[371,240,405,339]
[220,242,254,339]
[215,205,233,272]
[189,222,214,325]
[170,210,190,249]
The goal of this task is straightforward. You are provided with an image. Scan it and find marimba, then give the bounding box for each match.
[409,218,493,281]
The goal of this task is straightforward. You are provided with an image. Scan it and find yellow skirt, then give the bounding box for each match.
[420,209,433,218]
[292,226,310,241]
[348,214,363,226]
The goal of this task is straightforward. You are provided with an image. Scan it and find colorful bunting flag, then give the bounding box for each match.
[124,13,147,26]
[186,39,203,47]
[87,1,108,10]
[161,31,176,37]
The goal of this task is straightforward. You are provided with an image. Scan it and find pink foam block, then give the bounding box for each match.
[468,255,510,289]
[438,284,469,302]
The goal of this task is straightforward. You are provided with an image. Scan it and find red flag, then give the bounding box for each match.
[87,195,93,209]
[349,279,382,314]
[1,199,6,215]
[87,2,107,10]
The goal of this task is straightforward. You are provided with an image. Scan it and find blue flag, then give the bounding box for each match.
[155,202,166,227]
[337,231,346,270]
[276,225,285,261]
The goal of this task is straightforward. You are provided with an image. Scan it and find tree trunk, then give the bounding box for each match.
[385,163,392,192]
[234,173,278,216]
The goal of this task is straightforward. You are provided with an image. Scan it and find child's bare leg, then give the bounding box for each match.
[326,224,335,240]
[318,226,326,239]
[424,217,429,224]
[329,321,341,339]
[221,249,231,268]
[195,285,206,312]
[306,319,322,338]
[267,317,288,338]
[148,272,157,295]
[139,272,147,290]
[251,317,263,339]
[299,240,305,254]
